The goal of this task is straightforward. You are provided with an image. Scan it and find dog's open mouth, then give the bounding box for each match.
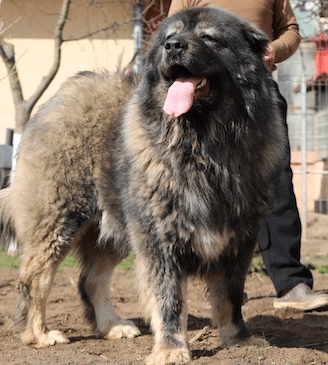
[163,67,210,117]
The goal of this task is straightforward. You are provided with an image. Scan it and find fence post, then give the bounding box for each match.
[300,75,307,240]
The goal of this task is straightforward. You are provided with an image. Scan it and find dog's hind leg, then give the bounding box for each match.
[16,210,95,347]
[77,228,140,340]
[17,240,71,347]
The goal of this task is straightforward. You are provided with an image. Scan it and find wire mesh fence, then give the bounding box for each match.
[280,76,328,238]
[282,78,328,153]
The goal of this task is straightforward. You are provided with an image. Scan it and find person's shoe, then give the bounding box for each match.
[274,283,328,311]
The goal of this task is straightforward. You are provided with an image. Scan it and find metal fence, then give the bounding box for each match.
[281,78,328,153]
[279,76,328,237]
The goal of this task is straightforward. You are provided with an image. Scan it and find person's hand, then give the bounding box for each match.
[263,44,275,70]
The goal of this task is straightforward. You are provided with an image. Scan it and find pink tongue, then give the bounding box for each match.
[163,78,201,117]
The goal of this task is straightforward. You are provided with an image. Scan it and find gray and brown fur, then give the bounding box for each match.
[0,7,285,364]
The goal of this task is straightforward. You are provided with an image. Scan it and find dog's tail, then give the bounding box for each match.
[0,187,18,254]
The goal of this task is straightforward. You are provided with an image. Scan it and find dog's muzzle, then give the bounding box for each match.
[164,38,188,57]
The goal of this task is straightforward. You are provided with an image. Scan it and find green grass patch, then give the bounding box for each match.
[57,251,135,271]
[119,251,135,271]
[313,264,328,275]
[57,251,78,272]
[249,255,265,274]
[57,250,135,271]
[0,248,135,271]
[0,248,79,271]
[0,248,20,269]
[310,256,328,275]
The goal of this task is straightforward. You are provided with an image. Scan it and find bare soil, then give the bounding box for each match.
[1,213,328,365]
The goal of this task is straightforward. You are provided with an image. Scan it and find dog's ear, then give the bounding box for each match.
[242,23,268,57]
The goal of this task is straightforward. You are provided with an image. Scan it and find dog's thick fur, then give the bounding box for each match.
[0,7,285,364]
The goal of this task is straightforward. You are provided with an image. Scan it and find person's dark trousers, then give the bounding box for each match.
[258,83,313,298]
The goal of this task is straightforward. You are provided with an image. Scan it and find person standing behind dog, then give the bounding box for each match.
[168,0,328,311]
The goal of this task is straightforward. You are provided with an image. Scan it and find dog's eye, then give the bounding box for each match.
[200,34,228,48]
[200,34,217,43]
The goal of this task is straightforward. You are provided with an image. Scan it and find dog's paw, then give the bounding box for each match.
[146,346,191,365]
[22,329,69,347]
[104,320,141,339]
[47,330,70,345]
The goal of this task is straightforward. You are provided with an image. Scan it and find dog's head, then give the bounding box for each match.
[140,7,271,119]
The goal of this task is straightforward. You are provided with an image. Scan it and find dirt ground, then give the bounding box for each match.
[2,213,328,365]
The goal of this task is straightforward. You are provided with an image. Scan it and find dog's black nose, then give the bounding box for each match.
[164,38,188,53]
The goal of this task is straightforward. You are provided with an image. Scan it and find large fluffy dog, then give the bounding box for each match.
[0,7,285,364]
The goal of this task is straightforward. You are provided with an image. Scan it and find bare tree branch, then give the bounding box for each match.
[143,0,170,43]
[64,18,134,42]
[26,0,71,118]
[0,17,25,106]
[0,37,27,132]
[0,39,24,105]
[0,0,71,132]
[0,0,150,133]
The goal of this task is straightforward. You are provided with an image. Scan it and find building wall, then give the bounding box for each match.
[0,0,135,143]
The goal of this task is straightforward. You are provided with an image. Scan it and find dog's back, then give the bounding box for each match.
[0,71,141,346]
[0,71,132,247]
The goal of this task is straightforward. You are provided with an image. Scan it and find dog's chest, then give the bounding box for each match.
[123,104,237,258]
[136,153,233,259]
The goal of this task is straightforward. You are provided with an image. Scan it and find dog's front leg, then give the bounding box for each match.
[135,246,191,365]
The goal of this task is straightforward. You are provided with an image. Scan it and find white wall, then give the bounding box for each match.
[0,0,135,144]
